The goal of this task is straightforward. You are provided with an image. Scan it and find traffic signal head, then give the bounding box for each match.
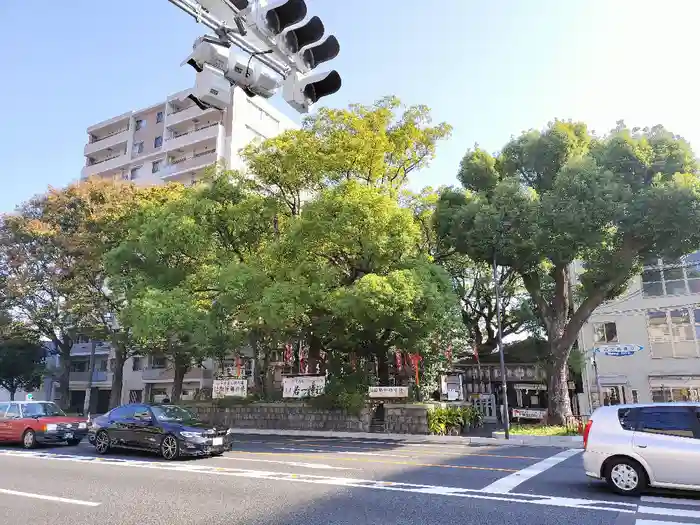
[278,16,339,71]
[254,0,307,37]
[282,69,341,113]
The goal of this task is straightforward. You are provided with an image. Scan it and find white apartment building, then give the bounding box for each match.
[81,87,296,185]
[577,251,700,414]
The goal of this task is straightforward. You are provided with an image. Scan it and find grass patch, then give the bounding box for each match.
[509,424,580,436]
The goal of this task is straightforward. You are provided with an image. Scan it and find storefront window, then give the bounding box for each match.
[651,387,700,403]
[603,386,625,406]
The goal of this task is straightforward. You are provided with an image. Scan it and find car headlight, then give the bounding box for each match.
[45,424,58,432]
[226,428,234,435]
[179,431,202,439]
[78,422,87,429]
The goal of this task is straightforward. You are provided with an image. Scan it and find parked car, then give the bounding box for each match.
[0,401,88,448]
[583,402,700,495]
[88,403,233,460]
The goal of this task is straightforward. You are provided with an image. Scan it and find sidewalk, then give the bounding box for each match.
[229,427,584,449]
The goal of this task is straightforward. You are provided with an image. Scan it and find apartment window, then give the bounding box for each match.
[109,358,117,372]
[642,252,700,297]
[152,160,162,173]
[133,142,144,155]
[129,390,143,403]
[156,111,164,123]
[151,356,167,369]
[130,166,142,180]
[135,119,145,131]
[593,322,618,343]
[652,387,700,403]
[154,136,163,149]
[631,389,639,404]
[132,357,142,371]
[647,308,700,358]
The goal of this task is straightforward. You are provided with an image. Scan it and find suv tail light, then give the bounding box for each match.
[583,419,593,450]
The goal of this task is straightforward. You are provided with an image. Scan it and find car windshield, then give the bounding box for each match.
[150,405,197,423]
[22,402,66,418]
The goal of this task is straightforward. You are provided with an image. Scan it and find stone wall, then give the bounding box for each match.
[191,402,372,433]
[384,404,429,435]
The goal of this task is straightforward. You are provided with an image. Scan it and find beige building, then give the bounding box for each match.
[81,87,296,185]
[577,251,700,413]
[69,87,297,410]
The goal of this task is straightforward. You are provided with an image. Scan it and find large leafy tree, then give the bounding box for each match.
[0,311,46,401]
[436,122,700,423]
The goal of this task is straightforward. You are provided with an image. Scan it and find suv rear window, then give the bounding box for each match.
[618,408,636,430]
[637,406,696,438]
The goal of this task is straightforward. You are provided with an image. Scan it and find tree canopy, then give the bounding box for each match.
[436,121,700,422]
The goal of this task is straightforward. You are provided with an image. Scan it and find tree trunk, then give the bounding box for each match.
[108,346,126,409]
[9,389,16,401]
[171,362,189,402]
[547,347,573,425]
[377,350,390,385]
[83,341,97,415]
[57,342,72,411]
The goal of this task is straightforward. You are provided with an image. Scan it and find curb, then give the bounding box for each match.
[228,428,583,448]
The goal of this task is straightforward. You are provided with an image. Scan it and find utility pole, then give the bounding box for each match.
[83,340,97,416]
[493,253,510,439]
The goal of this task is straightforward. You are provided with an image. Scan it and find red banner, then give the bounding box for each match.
[284,343,293,365]
[394,350,403,372]
[408,353,422,385]
[445,345,453,364]
[235,355,242,377]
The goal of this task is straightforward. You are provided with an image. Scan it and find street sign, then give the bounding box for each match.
[368,386,408,399]
[594,344,644,357]
[512,408,547,420]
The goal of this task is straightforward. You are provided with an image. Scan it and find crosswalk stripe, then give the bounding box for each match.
[638,505,700,520]
[634,520,693,525]
[641,495,700,507]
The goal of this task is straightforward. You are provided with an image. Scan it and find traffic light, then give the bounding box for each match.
[252,0,307,38]
[283,69,341,113]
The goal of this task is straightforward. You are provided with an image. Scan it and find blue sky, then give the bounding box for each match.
[1,0,699,212]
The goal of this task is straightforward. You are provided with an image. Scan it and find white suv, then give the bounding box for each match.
[583,402,700,495]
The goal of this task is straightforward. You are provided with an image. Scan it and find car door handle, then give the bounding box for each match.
[635,444,648,448]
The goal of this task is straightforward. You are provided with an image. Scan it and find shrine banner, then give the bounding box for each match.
[408,353,422,385]
[395,350,403,371]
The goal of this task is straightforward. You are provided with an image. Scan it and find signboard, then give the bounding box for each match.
[512,408,547,420]
[513,383,547,391]
[282,376,326,398]
[212,378,247,399]
[368,386,409,399]
[594,344,644,357]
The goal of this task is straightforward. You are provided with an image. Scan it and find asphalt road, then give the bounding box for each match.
[1,435,698,525]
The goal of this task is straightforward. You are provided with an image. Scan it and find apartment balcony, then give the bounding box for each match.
[165,123,219,152]
[84,128,129,156]
[167,104,219,127]
[81,153,129,179]
[69,370,110,384]
[141,367,213,383]
[161,151,218,180]
[70,342,112,357]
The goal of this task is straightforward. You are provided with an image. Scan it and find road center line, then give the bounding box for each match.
[214,456,360,470]
[226,450,517,472]
[0,488,100,507]
[480,449,582,493]
[261,444,542,460]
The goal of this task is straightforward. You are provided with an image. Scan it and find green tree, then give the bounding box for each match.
[436,121,700,423]
[0,312,46,401]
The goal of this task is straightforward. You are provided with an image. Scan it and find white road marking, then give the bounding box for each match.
[636,521,698,525]
[0,488,100,507]
[640,495,700,507]
[480,448,582,494]
[273,446,412,458]
[215,456,360,470]
[637,505,700,520]
[0,449,634,514]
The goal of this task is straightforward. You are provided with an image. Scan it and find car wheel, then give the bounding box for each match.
[160,435,179,461]
[22,429,37,449]
[605,457,647,496]
[94,430,111,455]
[66,439,81,446]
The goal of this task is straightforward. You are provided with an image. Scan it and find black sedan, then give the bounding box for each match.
[87,403,233,460]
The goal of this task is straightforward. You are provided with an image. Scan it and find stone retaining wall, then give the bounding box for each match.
[189,402,431,435]
[190,403,372,432]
